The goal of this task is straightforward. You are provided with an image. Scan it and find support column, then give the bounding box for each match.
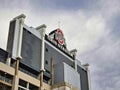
[15,14,26,59]
[84,64,91,90]
[50,57,54,86]
[12,58,20,90]
[70,49,77,71]
[6,56,11,66]
[12,14,26,90]
[40,71,43,87]
[36,24,47,90]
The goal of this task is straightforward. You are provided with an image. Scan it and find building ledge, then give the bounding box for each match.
[0,80,12,87]
[0,62,15,75]
[52,82,79,90]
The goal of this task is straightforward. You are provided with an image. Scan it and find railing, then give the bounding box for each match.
[0,58,38,79]
[0,75,12,84]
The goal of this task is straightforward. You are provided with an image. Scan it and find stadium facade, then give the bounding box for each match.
[0,14,91,90]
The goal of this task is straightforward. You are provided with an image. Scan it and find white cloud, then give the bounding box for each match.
[57,13,107,54]
[100,0,120,18]
[81,31,120,90]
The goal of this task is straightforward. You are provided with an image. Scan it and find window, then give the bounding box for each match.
[45,60,48,64]
[46,48,48,52]
[19,79,39,90]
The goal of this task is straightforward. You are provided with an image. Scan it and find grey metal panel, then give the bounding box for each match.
[45,40,74,62]
[12,19,20,59]
[21,28,41,71]
[54,62,64,83]
[44,43,74,71]
[54,62,80,89]
[64,63,80,89]
[7,20,16,57]
[23,24,41,39]
[77,65,89,90]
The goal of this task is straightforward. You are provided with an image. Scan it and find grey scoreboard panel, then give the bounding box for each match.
[21,28,41,71]
[7,20,16,57]
[77,65,89,90]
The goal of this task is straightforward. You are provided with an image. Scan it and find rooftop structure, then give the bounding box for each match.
[0,14,91,90]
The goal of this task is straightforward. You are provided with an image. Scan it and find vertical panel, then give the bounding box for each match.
[21,28,41,71]
[7,20,16,57]
[77,66,89,90]
[0,48,8,63]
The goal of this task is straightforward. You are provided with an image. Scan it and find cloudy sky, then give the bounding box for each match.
[0,0,120,90]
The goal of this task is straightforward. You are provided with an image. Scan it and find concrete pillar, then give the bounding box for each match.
[12,14,26,90]
[51,57,54,86]
[36,24,46,72]
[84,64,91,90]
[15,14,26,59]
[12,75,19,90]
[36,24,47,90]
[12,59,19,90]
[6,57,11,66]
[70,49,77,71]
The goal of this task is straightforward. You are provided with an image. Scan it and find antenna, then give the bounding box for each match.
[58,21,61,29]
